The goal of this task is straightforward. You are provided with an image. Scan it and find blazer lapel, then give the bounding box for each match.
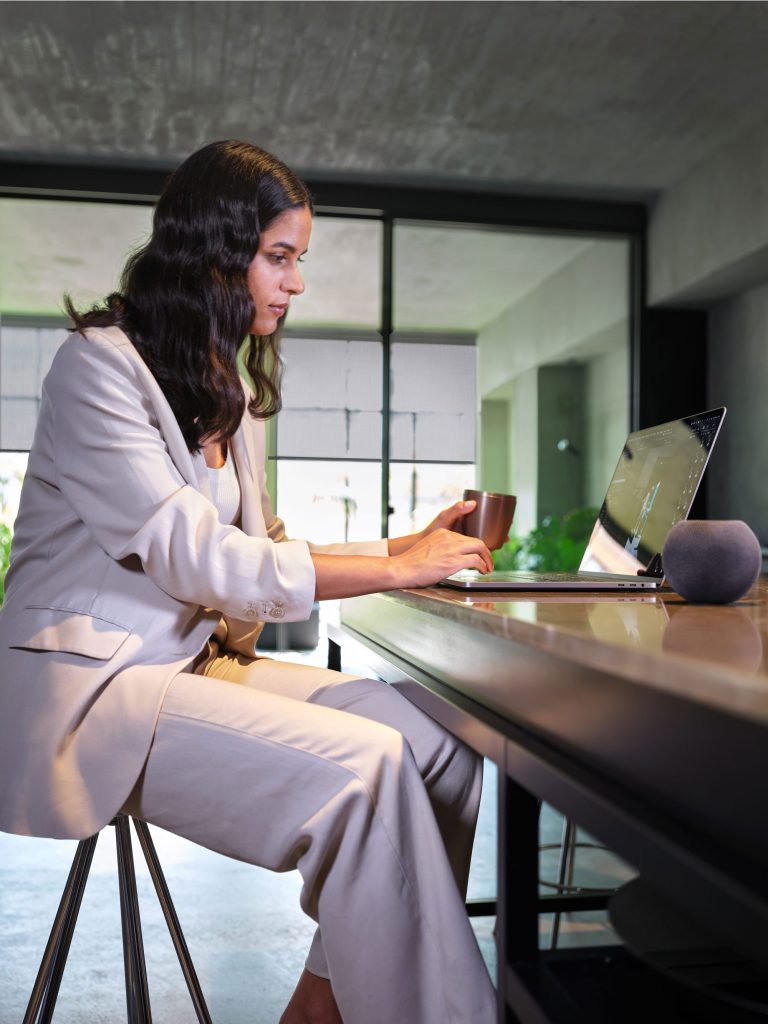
[108,329,261,516]
[111,330,202,492]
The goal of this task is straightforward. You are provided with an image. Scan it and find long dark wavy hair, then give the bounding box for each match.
[65,140,312,452]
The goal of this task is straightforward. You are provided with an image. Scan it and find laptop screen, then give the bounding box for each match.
[579,408,726,577]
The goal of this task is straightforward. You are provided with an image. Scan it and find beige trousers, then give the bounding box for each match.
[123,647,496,1024]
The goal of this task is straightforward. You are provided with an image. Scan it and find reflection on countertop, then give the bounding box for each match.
[408,577,768,682]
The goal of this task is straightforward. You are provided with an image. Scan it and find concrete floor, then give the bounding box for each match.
[0,639,634,1023]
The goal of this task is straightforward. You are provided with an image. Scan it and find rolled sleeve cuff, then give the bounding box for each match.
[240,539,316,623]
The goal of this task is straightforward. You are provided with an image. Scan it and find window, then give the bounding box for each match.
[0,198,633,552]
[393,221,630,540]
[0,197,151,317]
[275,461,381,545]
[277,337,382,460]
[0,325,68,450]
[0,196,152,451]
[268,216,386,539]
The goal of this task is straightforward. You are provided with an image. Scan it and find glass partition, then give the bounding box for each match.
[0,197,152,452]
[275,332,383,545]
[0,199,632,562]
[271,216,383,539]
[390,341,476,462]
[275,461,381,545]
[0,324,72,451]
[393,221,631,553]
[286,216,382,332]
[0,197,152,318]
[277,336,382,460]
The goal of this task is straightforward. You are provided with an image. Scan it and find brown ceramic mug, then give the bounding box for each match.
[459,489,517,551]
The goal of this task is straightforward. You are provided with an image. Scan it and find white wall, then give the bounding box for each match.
[477,239,630,532]
[510,368,538,536]
[707,284,768,542]
[584,330,629,506]
[648,117,768,308]
[477,238,629,398]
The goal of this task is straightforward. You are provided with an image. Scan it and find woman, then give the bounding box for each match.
[0,141,496,1023]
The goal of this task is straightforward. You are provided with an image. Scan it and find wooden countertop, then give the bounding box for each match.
[338,577,768,937]
[341,578,768,726]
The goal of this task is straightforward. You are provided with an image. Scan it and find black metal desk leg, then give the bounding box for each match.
[497,771,540,1024]
[327,637,342,672]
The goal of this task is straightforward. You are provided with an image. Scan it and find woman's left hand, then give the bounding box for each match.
[387,499,476,556]
[422,499,476,536]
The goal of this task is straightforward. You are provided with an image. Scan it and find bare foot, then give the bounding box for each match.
[279,969,343,1024]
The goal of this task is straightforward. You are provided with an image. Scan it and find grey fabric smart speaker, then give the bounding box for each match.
[662,520,762,604]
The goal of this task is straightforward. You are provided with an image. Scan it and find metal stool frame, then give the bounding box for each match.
[23,813,212,1024]
[540,815,617,949]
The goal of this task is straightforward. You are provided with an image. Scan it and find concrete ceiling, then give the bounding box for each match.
[2,1,768,330]
[2,1,768,199]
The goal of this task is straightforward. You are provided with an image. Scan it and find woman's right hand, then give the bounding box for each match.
[311,529,493,600]
[390,528,494,589]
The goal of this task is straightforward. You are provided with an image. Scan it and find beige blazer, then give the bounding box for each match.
[0,326,386,839]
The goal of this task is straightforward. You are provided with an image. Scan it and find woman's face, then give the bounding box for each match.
[247,205,312,335]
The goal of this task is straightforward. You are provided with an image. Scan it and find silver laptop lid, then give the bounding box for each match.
[579,407,726,578]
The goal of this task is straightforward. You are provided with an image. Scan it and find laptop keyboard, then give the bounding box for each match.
[498,571,648,582]
[502,572,588,582]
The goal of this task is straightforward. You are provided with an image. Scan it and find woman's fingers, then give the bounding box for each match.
[446,499,476,525]
[426,499,477,534]
[392,526,494,588]
[445,528,492,571]
[435,528,493,573]
[468,540,494,574]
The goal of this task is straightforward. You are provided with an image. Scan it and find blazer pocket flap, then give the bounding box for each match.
[11,607,132,660]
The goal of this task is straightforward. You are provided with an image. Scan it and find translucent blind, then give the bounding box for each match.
[0,325,67,450]
[390,342,476,462]
[287,218,382,332]
[277,337,382,459]
[0,198,151,318]
[276,460,381,544]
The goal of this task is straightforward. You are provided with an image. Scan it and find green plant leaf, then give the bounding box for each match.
[492,506,599,573]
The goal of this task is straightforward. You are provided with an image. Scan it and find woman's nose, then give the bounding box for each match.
[285,264,304,295]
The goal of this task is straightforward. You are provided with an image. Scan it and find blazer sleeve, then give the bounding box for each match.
[47,333,316,623]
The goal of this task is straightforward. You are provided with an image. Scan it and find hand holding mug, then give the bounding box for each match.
[457,489,517,551]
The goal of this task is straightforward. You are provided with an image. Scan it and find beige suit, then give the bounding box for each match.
[0,325,385,839]
[0,325,496,1021]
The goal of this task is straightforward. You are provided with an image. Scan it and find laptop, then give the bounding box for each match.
[441,407,726,591]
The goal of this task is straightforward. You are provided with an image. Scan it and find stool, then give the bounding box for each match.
[540,814,616,949]
[23,813,212,1024]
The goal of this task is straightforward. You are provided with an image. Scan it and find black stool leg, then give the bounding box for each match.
[132,819,212,1024]
[23,832,99,1024]
[113,814,152,1024]
[550,816,575,949]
